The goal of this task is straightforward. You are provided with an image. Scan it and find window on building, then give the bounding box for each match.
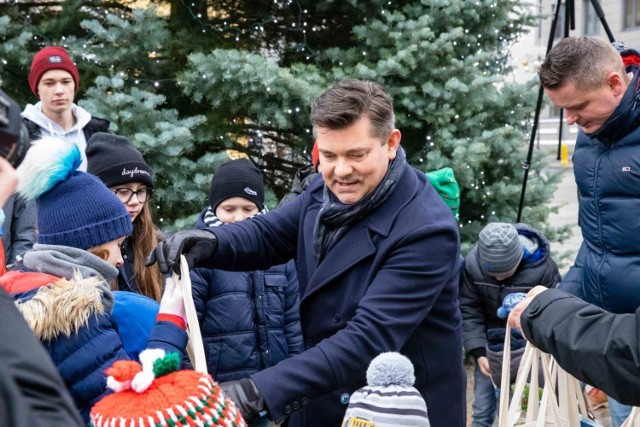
[584,0,600,34]
[624,0,640,28]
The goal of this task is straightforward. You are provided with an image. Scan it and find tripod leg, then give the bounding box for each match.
[589,0,615,42]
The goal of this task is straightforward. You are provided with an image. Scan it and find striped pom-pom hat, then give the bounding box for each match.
[90,349,246,427]
[342,352,430,427]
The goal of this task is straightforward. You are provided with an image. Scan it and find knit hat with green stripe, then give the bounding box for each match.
[90,349,247,427]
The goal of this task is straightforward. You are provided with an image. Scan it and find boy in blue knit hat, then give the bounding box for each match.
[0,136,189,423]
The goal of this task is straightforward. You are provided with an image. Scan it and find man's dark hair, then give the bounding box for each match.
[538,36,625,90]
[310,79,395,140]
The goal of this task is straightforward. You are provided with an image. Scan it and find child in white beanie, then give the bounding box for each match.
[342,352,430,427]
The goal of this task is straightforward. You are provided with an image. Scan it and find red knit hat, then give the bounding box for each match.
[28,46,80,97]
[90,349,247,427]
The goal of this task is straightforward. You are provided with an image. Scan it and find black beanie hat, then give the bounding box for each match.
[86,132,154,189]
[209,158,264,211]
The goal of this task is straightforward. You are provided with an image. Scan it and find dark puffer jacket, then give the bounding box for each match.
[460,223,561,359]
[190,208,302,383]
[561,61,640,313]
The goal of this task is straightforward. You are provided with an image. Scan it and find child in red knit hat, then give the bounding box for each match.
[91,349,247,427]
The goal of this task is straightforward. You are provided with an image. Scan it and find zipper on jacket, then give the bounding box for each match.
[592,152,607,307]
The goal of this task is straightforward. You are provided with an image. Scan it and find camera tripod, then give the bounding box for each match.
[516,0,615,222]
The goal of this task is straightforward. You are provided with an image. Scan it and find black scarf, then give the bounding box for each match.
[314,146,406,262]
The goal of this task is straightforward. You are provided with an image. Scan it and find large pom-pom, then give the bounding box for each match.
[16,137,81,200]
[366,352,415,387]
[128,348,167,393]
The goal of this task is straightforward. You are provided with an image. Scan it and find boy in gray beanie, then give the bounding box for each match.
[460,222,561,427]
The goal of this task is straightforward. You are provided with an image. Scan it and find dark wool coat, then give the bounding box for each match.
[561,67,640,313]
[522,288,640,406]
[204,165,465,427]
[0,287,83,426]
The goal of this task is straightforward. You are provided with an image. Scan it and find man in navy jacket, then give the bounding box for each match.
[539,36,640,425]
[148,79,465,426]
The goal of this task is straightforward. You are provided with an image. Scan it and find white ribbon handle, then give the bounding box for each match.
[172,255,207,374]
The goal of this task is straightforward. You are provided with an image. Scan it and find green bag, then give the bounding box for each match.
[426,167,460,221]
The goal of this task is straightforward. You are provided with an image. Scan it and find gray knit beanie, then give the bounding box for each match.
[478,222,523,275]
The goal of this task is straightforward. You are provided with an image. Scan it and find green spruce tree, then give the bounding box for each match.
[0,0,566,247]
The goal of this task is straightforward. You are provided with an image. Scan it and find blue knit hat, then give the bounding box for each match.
[17,137,132,250]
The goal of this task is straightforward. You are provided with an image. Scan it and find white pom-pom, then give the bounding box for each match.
[138,348,165,370]
[106,376,131,392]
[366,352,416,387]
[131,370,155,393]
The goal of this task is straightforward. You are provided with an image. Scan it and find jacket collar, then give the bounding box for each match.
[590,70,640,146]
[308,164,414,238]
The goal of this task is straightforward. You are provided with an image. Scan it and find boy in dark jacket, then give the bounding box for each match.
[190,158,302,427]
[460,222,560,427]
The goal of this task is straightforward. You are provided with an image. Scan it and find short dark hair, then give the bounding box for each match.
[538,36,625,90]
[310,79,395,140]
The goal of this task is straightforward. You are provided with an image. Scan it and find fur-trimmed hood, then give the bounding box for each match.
[9,273,108,341]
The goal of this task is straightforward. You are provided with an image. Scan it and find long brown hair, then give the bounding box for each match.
[129,205,163,301]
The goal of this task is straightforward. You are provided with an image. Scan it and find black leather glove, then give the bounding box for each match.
[220,378,266,422]
[145,229,218,274]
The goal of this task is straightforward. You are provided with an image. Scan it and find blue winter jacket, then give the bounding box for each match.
[190,209,302,383]
[0,247,188,423]
[561,61,640,313]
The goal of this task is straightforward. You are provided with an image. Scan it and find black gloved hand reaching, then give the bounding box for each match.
[220,378,267,422]
[145,229,218,274]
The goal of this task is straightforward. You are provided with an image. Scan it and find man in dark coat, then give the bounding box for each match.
[147,79,465,426]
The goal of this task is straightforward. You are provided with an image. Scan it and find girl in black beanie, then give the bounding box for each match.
[86,132,164,301]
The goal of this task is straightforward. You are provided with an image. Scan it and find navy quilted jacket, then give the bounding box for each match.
[561,55,640,313]
[190,209,302,382]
